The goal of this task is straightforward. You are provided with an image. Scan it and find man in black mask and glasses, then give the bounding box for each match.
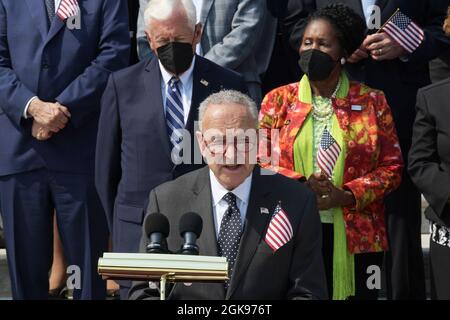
[95,0,247,300]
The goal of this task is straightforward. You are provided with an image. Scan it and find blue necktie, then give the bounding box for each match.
[217,192,242,288]
[165,77,185,155]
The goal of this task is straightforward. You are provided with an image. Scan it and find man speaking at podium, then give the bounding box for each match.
[129,90,327,300]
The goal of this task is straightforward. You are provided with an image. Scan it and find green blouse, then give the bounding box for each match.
[293,76,348,224]
[292,72,355,300]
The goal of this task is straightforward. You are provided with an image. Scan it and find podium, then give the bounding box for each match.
[98,253,229,299]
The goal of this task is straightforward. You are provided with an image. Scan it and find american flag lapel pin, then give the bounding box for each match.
[260,207,269,215]
[200,79,209,87]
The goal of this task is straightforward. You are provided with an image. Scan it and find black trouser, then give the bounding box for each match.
[385,138,426,300]
[430,238,450,300]
[322,223,383,300]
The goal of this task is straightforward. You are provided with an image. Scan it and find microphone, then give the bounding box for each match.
[144,213,170,254]
[179,212,203,255]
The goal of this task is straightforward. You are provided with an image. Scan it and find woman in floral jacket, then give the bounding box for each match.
[258,4,403,300]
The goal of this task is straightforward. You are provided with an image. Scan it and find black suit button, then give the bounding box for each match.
[42,63,50,69]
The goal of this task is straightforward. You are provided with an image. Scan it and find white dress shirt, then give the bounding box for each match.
[23,0,62,118]
[361,0,377,26]
[192,0,204,55]
[159,56,196,125]
[209,170,252,239]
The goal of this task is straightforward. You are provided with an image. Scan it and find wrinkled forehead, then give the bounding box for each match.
[201,103,256,132]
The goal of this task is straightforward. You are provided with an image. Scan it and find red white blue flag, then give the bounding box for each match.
[317,127,341,178]
[381,10,425,53]
[265,204,293,252]
[57,0,80,20]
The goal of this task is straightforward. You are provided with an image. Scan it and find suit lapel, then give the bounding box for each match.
[190,167,225,299]
[191,167,218,257]
[375,0,389,13]
[284,100,313,147]
[25,0,49,40]
[46,15,66,44]
[199,0,214,51]
[45,0,87,44]
[185,56,211,135]
[376,0,398,29]
[144,58,173,162]
[199,0,214,27]
[226,167,274,299]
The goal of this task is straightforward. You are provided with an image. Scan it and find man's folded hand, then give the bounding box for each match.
[32,120,54,141]
[27,98,71,133]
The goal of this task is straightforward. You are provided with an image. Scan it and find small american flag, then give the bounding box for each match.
[317,127,341,178]
[56,0,80,21]
[381,10,424,53]
[265,204,293,252]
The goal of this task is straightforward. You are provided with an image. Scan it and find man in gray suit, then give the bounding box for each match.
[137,0,274,104]
[129,90,327,300]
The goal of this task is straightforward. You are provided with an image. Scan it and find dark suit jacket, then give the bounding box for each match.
[95,55,247,258]
[0,0,130,176]
[288,0,450,142]
[128,166,327,300]
[408,78,450,227]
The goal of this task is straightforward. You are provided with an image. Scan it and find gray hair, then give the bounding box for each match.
[144,0,197,30]
[198,90,259,131]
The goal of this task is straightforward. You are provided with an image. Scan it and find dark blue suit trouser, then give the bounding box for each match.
[0,168,109,299]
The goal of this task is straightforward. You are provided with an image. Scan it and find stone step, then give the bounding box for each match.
[0,249,10,299]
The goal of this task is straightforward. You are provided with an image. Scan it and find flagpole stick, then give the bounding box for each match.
[376,8,400,33]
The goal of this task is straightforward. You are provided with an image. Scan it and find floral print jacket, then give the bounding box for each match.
[258,81,404,254]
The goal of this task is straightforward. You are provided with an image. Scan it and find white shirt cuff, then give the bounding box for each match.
[23,96,38,119]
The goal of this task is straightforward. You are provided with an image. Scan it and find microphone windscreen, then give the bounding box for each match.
[179,212,203,238]
[144,213,170,238]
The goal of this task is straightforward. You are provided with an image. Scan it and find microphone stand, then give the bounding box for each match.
[159,272,175,300]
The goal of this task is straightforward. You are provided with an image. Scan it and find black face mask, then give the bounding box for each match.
[298,49,338,81]
[157,41,194,75]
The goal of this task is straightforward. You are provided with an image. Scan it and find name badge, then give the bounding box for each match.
[351,105,363,111]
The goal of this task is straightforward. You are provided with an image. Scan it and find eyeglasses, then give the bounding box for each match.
[204,136,257,155]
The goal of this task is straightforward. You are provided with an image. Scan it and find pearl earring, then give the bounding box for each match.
[340,57,346,65]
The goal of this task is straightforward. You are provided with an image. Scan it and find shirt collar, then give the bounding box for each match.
[209,169,253,207]
[159,55,196,89]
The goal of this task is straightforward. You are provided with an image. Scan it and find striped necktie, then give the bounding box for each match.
[165,77,185,155]
[45,0,56,24]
